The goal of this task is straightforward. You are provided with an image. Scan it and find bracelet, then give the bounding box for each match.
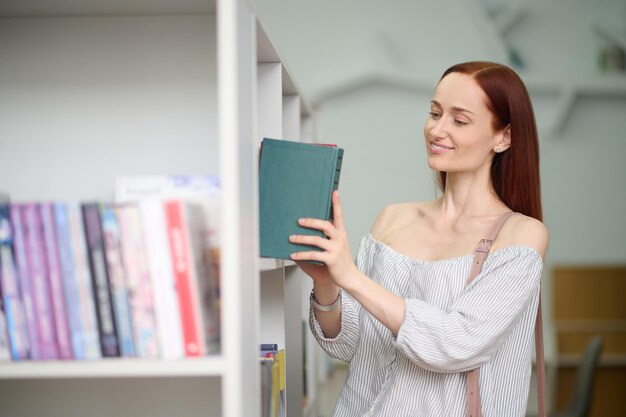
[311,289,342,312]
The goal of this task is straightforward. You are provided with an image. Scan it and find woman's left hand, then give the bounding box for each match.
[289,190,357,288]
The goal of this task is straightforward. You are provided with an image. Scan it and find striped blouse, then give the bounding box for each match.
[309,233,542,417]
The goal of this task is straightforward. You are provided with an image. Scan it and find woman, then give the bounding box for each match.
[289,61,548,417]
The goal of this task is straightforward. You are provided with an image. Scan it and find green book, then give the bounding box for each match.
[259,138,344,260]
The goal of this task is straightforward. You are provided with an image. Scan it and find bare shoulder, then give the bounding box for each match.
[370,201,433,240]
[499,214,549,258]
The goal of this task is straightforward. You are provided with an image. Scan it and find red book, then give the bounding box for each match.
[164,200,219,357]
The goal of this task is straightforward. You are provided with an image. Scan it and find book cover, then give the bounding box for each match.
[82,202,120,357]
[22,203,60,360]
[259,138,344,260]
[39,202,73,360]
[53,202,85,359]
[67,203,101,359]
[100,204,136,357]
[0,203,30,360]
[164,200,220,357]
[138,201,183,360]
[116,203,159,359]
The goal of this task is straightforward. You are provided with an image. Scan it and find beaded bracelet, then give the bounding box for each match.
[311,289,342,312]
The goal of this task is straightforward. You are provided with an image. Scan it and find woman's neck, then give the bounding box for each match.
[437,170,505,220]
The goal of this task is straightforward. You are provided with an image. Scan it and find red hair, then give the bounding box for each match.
[436,61,543,221]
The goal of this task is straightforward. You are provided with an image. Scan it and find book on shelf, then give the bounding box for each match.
[164,199,220,357]
[82,202,120,358]
[39,202,73,360]
[138,200,184,360]
[259,345,286,417]
[114,175,222,303]
[0,203,29,360]
[12,203,59,360]
[100,204,136,358]
[54,202,90,359]
[258,138,344,260]
[115,203,159,359]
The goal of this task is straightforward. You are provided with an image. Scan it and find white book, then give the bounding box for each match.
[116,204,159,359]
[139,201,184,360]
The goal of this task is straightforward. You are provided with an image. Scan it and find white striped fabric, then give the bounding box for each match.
[310,233,542,417]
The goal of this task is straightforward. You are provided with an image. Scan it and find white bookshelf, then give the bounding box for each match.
[0,0,315,416]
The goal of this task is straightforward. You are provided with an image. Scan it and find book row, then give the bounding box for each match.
[0,198,220,362]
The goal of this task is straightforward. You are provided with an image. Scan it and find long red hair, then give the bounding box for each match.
[436,61,543,221]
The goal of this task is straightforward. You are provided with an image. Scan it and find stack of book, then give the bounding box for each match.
[0,175,221,361]
[260,343,286,417]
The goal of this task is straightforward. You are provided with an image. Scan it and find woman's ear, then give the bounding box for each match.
[494,124,511,153]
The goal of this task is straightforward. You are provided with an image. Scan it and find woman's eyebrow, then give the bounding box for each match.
[430,100,475,115]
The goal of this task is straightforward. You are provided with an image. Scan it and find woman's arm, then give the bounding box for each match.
[291,191,406,335]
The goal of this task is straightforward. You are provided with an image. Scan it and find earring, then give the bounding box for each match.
[495,148,502,153]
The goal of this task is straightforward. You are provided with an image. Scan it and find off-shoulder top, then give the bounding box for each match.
[309,233,543,417]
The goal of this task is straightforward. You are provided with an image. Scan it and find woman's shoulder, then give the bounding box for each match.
[497,213,549,258]
[370,200,435,240]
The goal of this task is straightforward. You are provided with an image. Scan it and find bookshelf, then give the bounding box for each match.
[0,1,315,416]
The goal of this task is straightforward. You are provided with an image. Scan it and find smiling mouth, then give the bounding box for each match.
[430,142,455,151]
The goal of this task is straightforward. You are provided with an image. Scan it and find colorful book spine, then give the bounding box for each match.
[0,204,30,360]
[138,201,183,360]
[116,204,159,358]
[53,202,84,359]
[11,204,40,359]
[0,279,10,360]
[164,200,220,357]
[82,202,119,357]
[100,204,135,357]
[67,203,100,359]
[39,202,72,360]
[21,203,59,360]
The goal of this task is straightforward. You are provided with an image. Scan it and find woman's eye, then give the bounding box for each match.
[454,119,468,126]
[428,111,441,120]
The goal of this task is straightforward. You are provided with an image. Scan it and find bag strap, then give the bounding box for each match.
[465,212,546,417]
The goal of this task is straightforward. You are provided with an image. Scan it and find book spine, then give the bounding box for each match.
[53,202,84,359]
[185,202,220,355]
[116,204,159,358]
[82,203,119,357]
[164,200,203,357]
[139,201,183,360]
[10,204,39,359]
[100,205,136,358]
[67,203,100,359]
[39,203,73,360]
[0,278,10,360]
[329,148,344,219]
[0,204,30,360]
[21,203,59,360]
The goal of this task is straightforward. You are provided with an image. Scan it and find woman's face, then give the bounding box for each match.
[423,72,506,175]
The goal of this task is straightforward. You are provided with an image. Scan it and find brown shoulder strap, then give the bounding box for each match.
[465,212,546,417]
[466,211,516,286]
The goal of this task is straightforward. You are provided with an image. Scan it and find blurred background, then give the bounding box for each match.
[255,0,626,416]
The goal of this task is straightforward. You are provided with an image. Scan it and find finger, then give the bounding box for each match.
[290,250,327,263]
[298,218,335,238]
[331,190,345,230]
[289,234,332,250]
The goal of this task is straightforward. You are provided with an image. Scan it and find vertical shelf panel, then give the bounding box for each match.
[218,0,260,416]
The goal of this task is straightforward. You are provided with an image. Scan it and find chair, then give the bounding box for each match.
[550,336,603,417]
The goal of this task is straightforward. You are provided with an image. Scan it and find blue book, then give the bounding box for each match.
[100,204,136,357]
[53,202,84,359]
